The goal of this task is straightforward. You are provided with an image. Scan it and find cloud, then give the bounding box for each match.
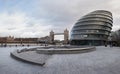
[35,0,119,31]
[0,12,52,37]
[0,0,120,38]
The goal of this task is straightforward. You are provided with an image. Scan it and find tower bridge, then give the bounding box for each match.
[49,29,69,44]
[54,33,64,35]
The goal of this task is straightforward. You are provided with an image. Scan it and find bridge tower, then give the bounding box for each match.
[64,29,69,44]
[49,30,54,44]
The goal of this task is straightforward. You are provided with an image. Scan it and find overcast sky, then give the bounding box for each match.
[0,0,120,38]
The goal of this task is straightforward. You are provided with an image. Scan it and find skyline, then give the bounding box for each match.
[0,0,119,39]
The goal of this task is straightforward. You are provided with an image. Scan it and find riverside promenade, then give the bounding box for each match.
[1,46,120,74]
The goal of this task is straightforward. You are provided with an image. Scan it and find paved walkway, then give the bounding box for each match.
[1,46,120,74]
[43,46,120,74]
[11,51,51,65]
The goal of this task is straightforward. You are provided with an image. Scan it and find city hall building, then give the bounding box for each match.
[70,10,113,46]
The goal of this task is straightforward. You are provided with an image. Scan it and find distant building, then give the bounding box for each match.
[37,36,50,43]
[0,37,7,43]
[0,36,38,43]
[14,38,38,43]
[0,36,14,43]
[109,30,120,46]
[6,36,14,43]
[70,10,113,46]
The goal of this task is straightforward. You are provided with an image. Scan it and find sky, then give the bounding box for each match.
[0,0,120,39]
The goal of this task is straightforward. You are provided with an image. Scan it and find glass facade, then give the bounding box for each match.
[70,10,113,46]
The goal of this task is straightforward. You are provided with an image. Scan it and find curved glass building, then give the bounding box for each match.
[70,10,113,46]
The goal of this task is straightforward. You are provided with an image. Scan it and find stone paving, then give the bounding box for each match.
[44,46,120,74]
[11,50,51,65]
[11,46,95,65]
[1,46,120,74]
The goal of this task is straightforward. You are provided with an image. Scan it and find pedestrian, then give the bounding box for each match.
[105,43,107,47]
